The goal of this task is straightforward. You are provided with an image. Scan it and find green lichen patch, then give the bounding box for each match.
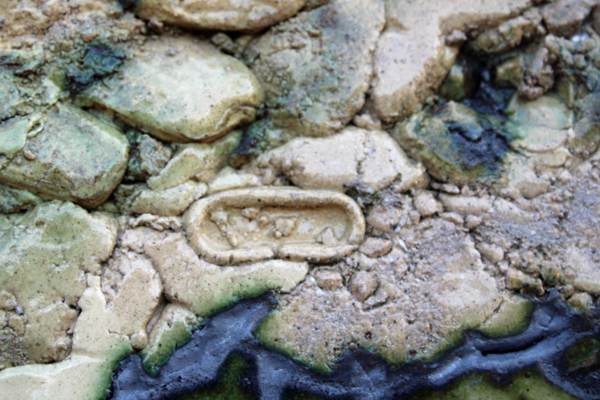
[564,335,600,372]
[478,293,533,338]
[410,369,577,400]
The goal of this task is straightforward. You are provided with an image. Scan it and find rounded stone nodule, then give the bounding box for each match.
[183,187,365,265]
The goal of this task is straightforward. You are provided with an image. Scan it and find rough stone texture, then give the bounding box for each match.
[124,131,173,182]
[140,304,199,376]
[371,0,532,123]
[259,127,428,193]
[0,201,117,368]
[245,0,385,137]
[0,184,42,214]
[136,0,309,31]
[114,181,207,217]
[413,192,443,218]
[540,0,597,37]
[359,238,392,258]
[0,104,129,208]
[313,270,344,290]
[120,227,309,316]
[257,218,501,371]
[77,35,264,143]
[147,131,240,191]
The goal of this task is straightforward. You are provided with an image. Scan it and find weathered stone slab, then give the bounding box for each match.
[77,35,264,143]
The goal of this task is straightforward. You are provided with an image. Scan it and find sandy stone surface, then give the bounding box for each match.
[135,0,309,31]
[1,0,600,397]
[77,35,264,143]
[371,0,532,123]
[245,0,385,137]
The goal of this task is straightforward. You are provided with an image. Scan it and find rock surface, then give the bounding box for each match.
[0,104,129,208]
[371,0,532,123]
[0,202,117,368]
[245,0,384,137]
[135,0,309,31]
[77,35,264,143]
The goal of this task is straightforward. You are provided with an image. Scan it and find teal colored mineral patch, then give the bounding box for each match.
[66,44,125,94]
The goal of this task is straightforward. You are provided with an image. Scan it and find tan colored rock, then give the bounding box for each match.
[413,192,443,217]
[125,228,309,316]
[0,257,164,400]
[366,204,402,233]
[141,304,199,376]
[564,246,600,295]
[0,292,16,311]
[0,201,117,366]
[478,292,532,337]
[359,238,393,258]
[147,131,240,191]
[246,0,385,136]
[115,181,207,217]
[77,35,264,143]
[257,219,501,371]
[518,47,555,100]
[136,0,308,31]
[207,166,261,194]
[0,104,129,208]
[184,187,365,264]
[314,270,344,290]
[470,8,545,54]
[567,292,594,313]
[371,0,531,122]
[350,271,377,302]
[540,0,596,37]
[478,242,505,264]
[439,194,493,216]
[265,127,428,193]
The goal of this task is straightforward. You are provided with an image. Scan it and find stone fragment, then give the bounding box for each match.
[570,93,600,156]
[245,0,385,137]
[371,0,531,122]
[0,292,16,311]
[392,103,510,184]
[0,104,129,208]
[507,268,544,296]
[478,293,532,337]
[115,181,207,217]
[518,47,555,100]
[470,8,545,54]
[567,292,594,313]
[496,55,528,88]
[77,35,264,143]
[439,194,493,216]
[124,131,173,182]
[0,201,117,366]
[147,131,240,191]
[207,166,261,194]
[440,212,464,226]
[478,242,505,264]
[350,271,377,302]
[564,246,600,295]
[413,192,443,218]
[140,304,199,376]
[101,250,163,350]
[359,238,392,258]
[184,187,365,264]
[465,215,483,230]
[128,228,309,316]
[366,205,402,233]
[540,0,596,37]
[438,56,480,101]
[313,270,343,290]
[506,93,573,153]
[0,184,42,214]
[594,6,600,35]
[265,127,428,193]
[136,0,308,31]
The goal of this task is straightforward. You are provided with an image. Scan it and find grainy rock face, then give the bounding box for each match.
[245,0,385,137]
[1,0,600,398]
[135,0,309,31]
[77,35,265,143]
[0,104,129,208]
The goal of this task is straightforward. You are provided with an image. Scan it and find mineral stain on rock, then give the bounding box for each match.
[66,44,126,95]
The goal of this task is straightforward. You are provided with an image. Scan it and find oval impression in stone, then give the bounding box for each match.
[184,187,366,265]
